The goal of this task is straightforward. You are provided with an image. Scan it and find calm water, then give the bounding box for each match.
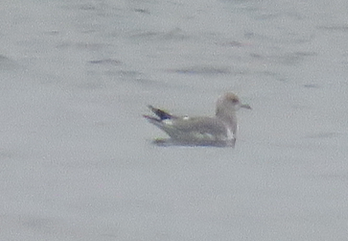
[1,0,348,240]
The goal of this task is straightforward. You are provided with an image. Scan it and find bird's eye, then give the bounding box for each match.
[231,98,239,103]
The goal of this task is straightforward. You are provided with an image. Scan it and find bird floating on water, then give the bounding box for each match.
[143,92,251,147]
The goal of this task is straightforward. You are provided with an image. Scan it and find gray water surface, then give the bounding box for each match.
[1,0,348,240]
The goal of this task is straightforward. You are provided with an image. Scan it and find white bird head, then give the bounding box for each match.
[216,92,251,115]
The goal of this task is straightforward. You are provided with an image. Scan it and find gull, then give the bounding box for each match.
[143,92,251,147]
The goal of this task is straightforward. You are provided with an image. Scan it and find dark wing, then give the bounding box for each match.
[147,105,175,120]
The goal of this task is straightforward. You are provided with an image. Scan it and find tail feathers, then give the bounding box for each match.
[147,105,174,120]
[143,115,167,130]
[143,115,161,123]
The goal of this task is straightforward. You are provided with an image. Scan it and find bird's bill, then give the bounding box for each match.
[241,104,252,110]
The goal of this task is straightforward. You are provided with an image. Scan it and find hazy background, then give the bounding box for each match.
[1,0,348,240]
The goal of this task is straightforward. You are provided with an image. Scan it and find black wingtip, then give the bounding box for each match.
[143,115,161,122]
[147,105,173,120]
